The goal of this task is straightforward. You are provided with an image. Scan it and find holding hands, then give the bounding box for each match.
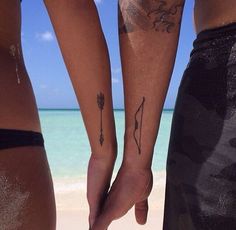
[91,163,153,229]
[44,0,184,228]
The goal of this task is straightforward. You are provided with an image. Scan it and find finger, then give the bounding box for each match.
[91,210,113,230]
[135,199,149,225]
[87,156,113,227]
[88,184,109,228]
[91,189,129,230]
[88,205,99,229]
[87,181,102,228]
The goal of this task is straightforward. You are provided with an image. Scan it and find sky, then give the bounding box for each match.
[21,0,195,109]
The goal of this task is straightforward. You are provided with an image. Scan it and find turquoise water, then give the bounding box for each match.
[39,110,173,179]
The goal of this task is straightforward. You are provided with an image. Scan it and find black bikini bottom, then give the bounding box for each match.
[163,22,236,230]
[0,128,44,150]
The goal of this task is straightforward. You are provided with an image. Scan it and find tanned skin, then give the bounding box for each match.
[43,0,117,228]
[194,0,236,34]
[92,1,185,228]
[91,0,236,229]
[0,1,41,131]
[1,0,236,229]
[0,1,56,229]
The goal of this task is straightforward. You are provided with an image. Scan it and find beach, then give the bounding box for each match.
[39,110,172,229]
[55,171,166,230]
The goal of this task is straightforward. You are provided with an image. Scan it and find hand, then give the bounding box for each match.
[87,153,116,229]
[91,163,153,230]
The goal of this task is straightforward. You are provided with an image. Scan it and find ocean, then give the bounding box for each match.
[39,109,173,180]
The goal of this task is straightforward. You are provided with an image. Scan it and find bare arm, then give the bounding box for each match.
[92,0,185,228]
[43,0,117,226]
[120,0,185,168]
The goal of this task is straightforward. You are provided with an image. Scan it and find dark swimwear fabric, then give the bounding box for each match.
[163,22,236,230]
[0,129,44,150]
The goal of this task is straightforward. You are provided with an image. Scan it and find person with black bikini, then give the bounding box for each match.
[1,0,236,229]
[0,1,56,229]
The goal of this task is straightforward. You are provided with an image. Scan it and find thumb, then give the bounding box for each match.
[135,199,149,225]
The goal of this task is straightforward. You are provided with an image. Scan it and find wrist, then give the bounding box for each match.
[90,138,117,163]
[122,146,154,171]
[123,130,155,170]
[122,154,153,171]
[120,160,153,186]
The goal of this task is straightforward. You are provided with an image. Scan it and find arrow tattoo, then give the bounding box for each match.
[97,92,105,146]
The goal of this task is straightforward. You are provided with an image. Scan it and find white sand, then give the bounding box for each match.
[55,171,166,230]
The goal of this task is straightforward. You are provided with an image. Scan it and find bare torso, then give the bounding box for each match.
[0,0,236,132]
[194,0,236,34]
[0,0,41,132]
